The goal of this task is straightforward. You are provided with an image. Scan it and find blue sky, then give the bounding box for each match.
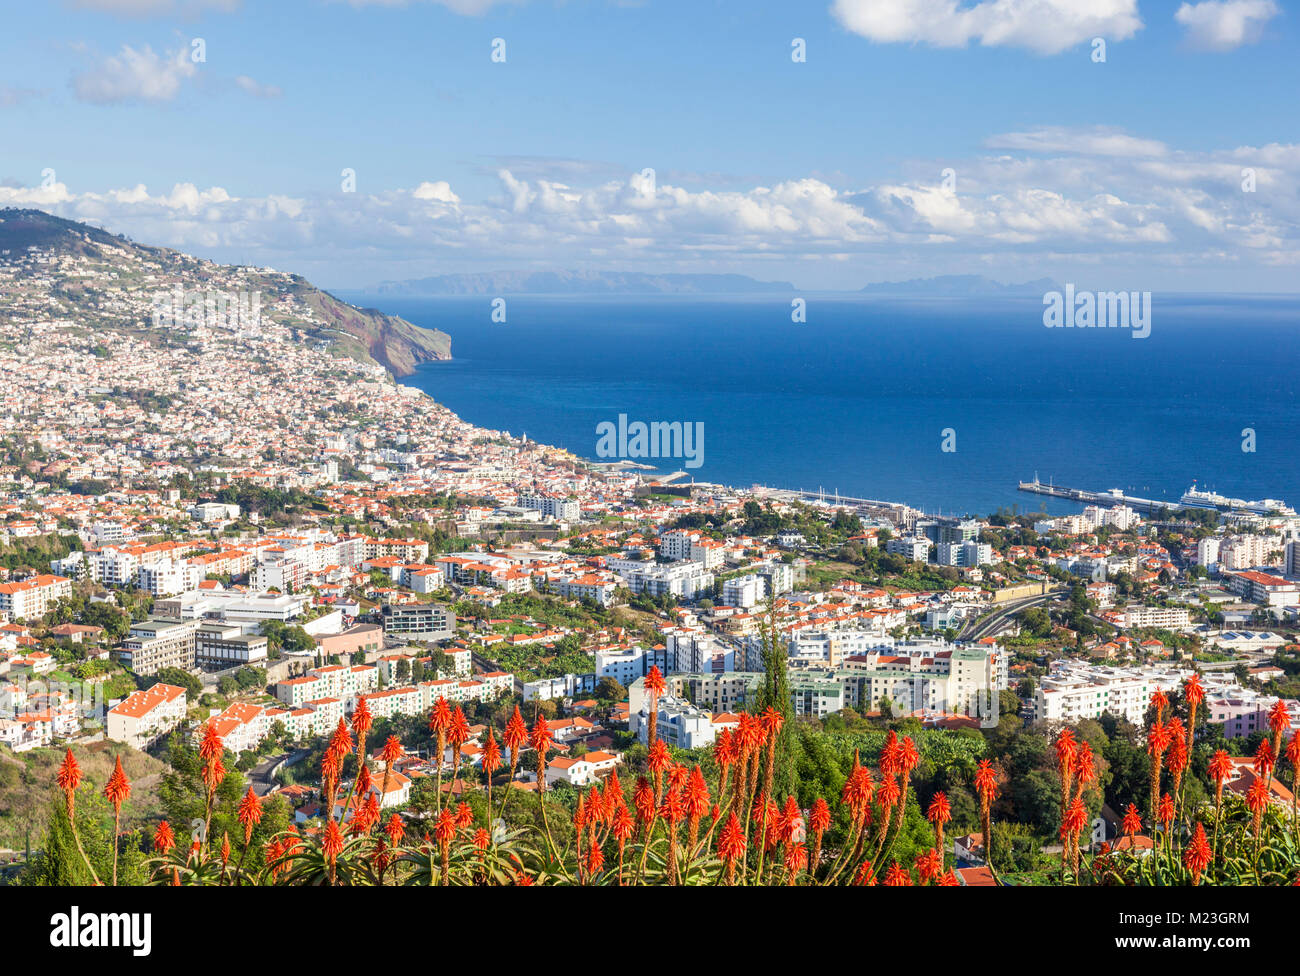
[1,0,1297,290]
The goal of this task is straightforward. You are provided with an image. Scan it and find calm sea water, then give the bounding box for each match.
[340,293,1300,517]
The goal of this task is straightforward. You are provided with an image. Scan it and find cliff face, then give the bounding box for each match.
[0,208,451,376]
[288,281,451,376]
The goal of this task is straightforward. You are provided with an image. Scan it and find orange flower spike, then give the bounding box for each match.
[384,813,405,846]
[1246,779,1268,819]
[854,860,878,886]
[645,665,666,699]
[322,819,344,863]
[882,862,913,886]
[1053,728,1077,775]
[473,827,490,851]
[915,848,942,884]
[937,868,960,886]
[1184,822,1212,884]
[198,723,223,762]
[455,802,475,830]
[379,734,404,764]
[783,842,807,880]
[899,736,920,777]
[1286,732,1300,771]
[355,763,373,796]
[876,775,900,812]
[56,747,83,796]
[104,755,131,810]
[1150,688,1169,723]
[1183,673,1204,708]
[1253,739,1275,778]
[1121,803,1143,837]
[236,787,263,842]
[633,777,655,825]
[612,805,635,845]
[1157,792,1175,828]
[152,819,176,854]
[504,705,527,755]
[1268,698,1290,737]
[433,807,456,846]
[974,759,998,803]
[220,831,231,865]
[880,730,903,780]
[716,812,746,868]
[647,739,672,775]
[1061,796,1087,841]
[683,765,710,823]
[1208,749,1232,800]
[351,696,373,738]
[429,696,452,735]
[449,705,471,746]
[926,791,952,827]
[528,713,551,756]
[586,842,604,876]
[809,797,832,837]
[1074,741,1096,786]
[761,705,784,738]
[1147,720,1170,757]
[482,729,502,775]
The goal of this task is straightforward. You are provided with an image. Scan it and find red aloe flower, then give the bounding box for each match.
[473,827,490,851]
[586,842,604,876]
[633,777,655,826]
[220,832,231,865]
[433,807,456,845]
[104,755,131,809]
[1074,740,1096,786]
[152,820,176,855]
[384,813,405,846]
[927,790,952,827]
[880,730,903,779]
[455,802,474,830]
[1061,796,1087,841]
[783,841,807,882]
[329,717,354,757]
[647,739,672,775]
[1157,792,1175,828]
[883,862,913,886]
[876,775,900,812]
[1253,739,1276,779]
[1150,688,1169,723]
[1122,803,1143,837]
[916,847,942,884]
[854,860,878,886]
[1245,779,1268,819]
[683,765,710,824]
[1269,698,1290,736]
[974,759,998,803]
[1208,749,1232,803]
[504,705,527,758]
[56,748,82,816]
[716,811,746,883]
[351,696,373,737]
[644,665,666,699]
[199,722,223,762]
[380,734,404,764]
[1183,822,1212,885]
[809,797,832,836]
[322,819,344,863]
[937,868,959,886]
[237,787,263,842]
[1054,728,1077,777]
[429,696,452,735]
[483,729,502,775]
[899,735,920,777]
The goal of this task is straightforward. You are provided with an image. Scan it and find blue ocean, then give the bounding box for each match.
[341,293,1300,517]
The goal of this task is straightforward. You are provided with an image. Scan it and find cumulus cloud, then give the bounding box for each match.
[4,129,1297,284]
[72,44,198,104]
[1174,0,1280,50]
[830,0,1142,54]
[234,75,282,98]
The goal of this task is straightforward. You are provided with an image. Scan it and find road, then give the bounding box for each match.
[959,590,1063,642]
[248,749,310,796]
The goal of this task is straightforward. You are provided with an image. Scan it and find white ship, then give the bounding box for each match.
[1179,484,1295,516]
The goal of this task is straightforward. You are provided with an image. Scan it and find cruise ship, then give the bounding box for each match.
[1179,484,1295,516]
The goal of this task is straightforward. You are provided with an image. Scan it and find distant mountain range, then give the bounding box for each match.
[858,274,1062,296]
[0,209,450,376]
[364,269,1060,298]
[367,270,797,296]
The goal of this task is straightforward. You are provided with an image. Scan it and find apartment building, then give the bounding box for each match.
[1119,605,1192,629]
[119,619,200,675]
[0,574,73,620]
[380,603,455,641]
[195,622,269,669]
[1223,570,1300,607]
[107,682,188,749]
[1034,662,1191,725]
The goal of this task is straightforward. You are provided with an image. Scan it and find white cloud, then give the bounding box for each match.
[986,127,1167,158]
[72,45,198,104]
[830,0,1142,54]
[1174,0,1280,50]
[234,75,282,98]
[5,130,1297,285]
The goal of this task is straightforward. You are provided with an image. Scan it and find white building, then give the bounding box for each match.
[107,683,189,749]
